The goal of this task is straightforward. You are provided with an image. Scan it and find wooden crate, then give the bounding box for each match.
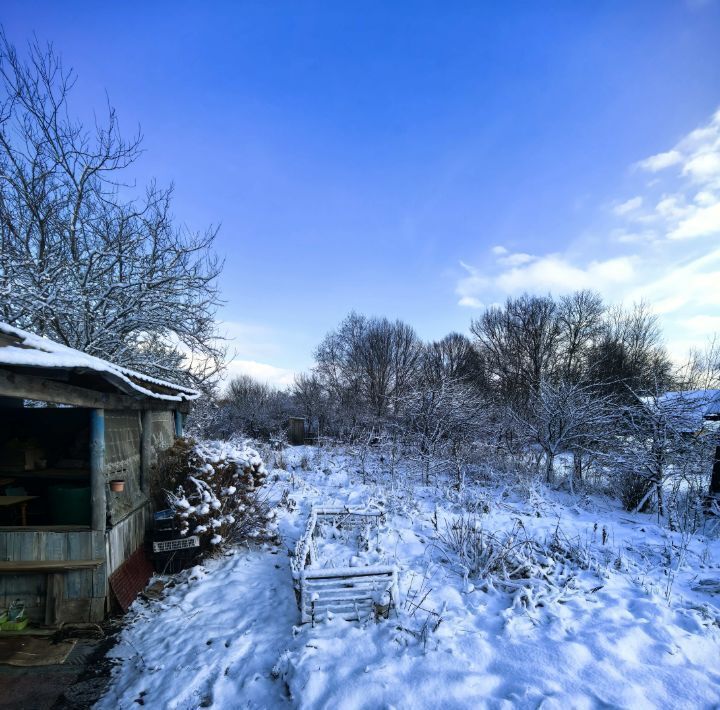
[292,506,398,624]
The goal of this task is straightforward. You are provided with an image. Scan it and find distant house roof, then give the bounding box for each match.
[652,389,720,429]
[0,321,200,405]
[707,391,720,419]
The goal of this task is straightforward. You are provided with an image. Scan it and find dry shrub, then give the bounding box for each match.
[160,438,277,556]
[150,438,194,508]
[436,516,589,590]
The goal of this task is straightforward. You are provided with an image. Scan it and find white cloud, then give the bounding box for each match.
[669,201,720,239]
[456,250,636,307]
[656,195,689,220]
[694,190,717,205]
[683,151,720,181]
[224,358,296,389]
[611,228,657,244]
[458,296,484,309]
[497,254,635,294]
[456,261,490,308]
[613,196,643,215]
[636,150,683,172]
[498,252,536,267]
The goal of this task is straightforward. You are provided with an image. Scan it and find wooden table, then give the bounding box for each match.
[3,469,88,481]
[0,495,38,526]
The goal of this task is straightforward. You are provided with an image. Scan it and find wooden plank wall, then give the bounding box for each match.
[0,529,106,622]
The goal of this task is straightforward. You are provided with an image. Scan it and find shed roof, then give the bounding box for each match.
[652,389,720,427]
[707,390,720,419]
[0,321,200,404]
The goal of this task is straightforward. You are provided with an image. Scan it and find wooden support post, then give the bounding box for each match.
[44,573,64,626]
[141,410,153,495]
[174,410,184,438]
[90,409,106,532]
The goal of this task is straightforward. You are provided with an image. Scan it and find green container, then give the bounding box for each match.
[2,616,28,631]
[48,485,91,525]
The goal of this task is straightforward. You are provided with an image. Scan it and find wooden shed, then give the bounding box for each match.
[288,417,307,445]
[0,321,199,624]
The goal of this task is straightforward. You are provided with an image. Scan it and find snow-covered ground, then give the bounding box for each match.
[98,444,720,709]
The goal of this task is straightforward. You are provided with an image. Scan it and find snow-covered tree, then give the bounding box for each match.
[0,33,224,388]
[509,379,617,486]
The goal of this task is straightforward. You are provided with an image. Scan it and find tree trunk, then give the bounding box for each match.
[655,479,664,519]
[573,451,583,483]
[545,452,554,484]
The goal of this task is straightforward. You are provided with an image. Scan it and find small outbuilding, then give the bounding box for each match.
[0,321,199,624]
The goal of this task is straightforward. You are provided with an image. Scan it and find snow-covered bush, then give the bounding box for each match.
[161,438,277,555]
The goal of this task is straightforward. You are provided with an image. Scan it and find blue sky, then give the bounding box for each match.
[4,2,720,386]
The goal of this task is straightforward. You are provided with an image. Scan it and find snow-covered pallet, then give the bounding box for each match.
[292,506,398,624]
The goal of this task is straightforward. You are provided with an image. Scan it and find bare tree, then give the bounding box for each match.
[471,294,560,405]
[292,372,330,436]
[0,32,224,388]
[423,333,486,388]
[557,290,605,380]
[314,312,422,425]
[217,374,292,439]
[588,302,671,400]
[612,384,715,518]
[403,375,487,487]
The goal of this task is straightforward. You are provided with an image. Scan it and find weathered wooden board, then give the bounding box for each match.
[0,529,106,622]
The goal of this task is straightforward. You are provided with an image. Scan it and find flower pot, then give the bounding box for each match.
[110,480,125,493]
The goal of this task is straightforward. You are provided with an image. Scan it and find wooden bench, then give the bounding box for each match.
[0,559,104,625]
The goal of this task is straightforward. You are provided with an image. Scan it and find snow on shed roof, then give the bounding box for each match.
[707,391,720,419]
[652,389,720,427]
[0,321,200,403]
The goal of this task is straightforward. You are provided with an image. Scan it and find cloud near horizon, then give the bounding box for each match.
[456,107,720,357]
[215,321,296,391]
[222,358,296,390]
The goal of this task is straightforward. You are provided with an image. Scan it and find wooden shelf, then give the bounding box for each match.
[0,559,103,572]
[0,525,91,532]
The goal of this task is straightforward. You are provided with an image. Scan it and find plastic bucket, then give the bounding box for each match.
[48,485,91,525]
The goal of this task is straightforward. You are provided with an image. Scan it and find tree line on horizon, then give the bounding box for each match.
[204,290,720,528]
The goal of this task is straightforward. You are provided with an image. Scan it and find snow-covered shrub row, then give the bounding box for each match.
[162,438,277,554]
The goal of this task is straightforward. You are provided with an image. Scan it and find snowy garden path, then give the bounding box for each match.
[97,548,296,709]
